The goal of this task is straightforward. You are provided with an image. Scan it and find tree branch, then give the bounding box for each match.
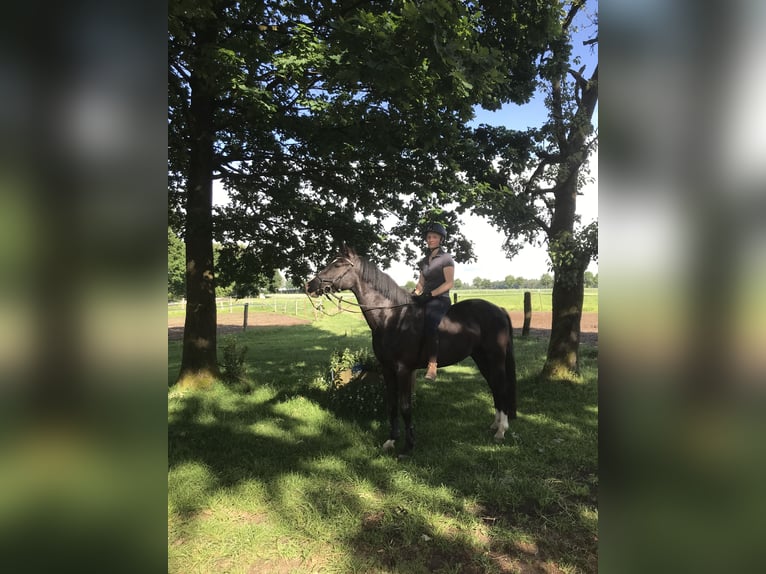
[533,213,551,235]
[562,0,586,32]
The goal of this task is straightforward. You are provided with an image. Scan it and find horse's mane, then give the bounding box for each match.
[357,256,413,306]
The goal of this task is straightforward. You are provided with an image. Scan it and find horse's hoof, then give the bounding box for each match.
[397,453,410,462]
[382,439,396,452]
[493,434,505,443]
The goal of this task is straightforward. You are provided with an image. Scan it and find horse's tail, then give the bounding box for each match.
[505,309,518,419]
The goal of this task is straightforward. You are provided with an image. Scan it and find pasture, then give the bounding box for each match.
[167,288,599,323]
[168,302,598,573]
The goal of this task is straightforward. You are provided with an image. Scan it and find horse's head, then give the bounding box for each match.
[305,245,359,297]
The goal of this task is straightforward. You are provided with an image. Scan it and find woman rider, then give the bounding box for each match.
[412,222,455,380]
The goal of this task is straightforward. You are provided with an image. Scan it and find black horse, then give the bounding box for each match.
[306,245,517,454]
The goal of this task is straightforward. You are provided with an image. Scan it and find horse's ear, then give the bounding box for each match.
[339,242,356,257]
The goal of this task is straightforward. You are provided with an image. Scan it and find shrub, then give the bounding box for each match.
[218,336,253,392]
[324,348,386,418]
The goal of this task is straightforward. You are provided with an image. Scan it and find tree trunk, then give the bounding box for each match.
[543,259,585,378]
[542,165,586,378]
[176,24,219,387]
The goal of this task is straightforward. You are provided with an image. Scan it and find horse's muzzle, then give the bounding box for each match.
[305,277,324,297]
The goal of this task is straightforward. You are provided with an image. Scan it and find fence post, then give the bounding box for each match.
[522,292,531,337]
[453,293,458,304]
[243,303,249,331]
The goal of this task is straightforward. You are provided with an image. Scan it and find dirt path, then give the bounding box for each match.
[169,310,597,346]
[507,310,598,347]
[168,312,310,341]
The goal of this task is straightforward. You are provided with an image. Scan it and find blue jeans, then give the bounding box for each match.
[423,296,450,362]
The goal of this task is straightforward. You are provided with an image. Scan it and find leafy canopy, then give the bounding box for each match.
[168,0,564,285]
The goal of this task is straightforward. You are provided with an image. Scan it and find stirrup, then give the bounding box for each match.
[424,362,438,380]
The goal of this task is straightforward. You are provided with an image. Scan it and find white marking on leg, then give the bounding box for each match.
[382,439,396,451]
[493,412,509,440]
[490,409,500,430]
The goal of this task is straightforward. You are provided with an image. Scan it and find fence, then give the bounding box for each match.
[168,294,324,323]
[168,289,599,323]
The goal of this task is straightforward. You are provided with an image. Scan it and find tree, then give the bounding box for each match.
[536,1,598,378]
[168,0,563,385]
[271,270,285,293]
[540,273,554,289]
[459,0,597,377]
[583,271,597,288]
[168,227,186,300]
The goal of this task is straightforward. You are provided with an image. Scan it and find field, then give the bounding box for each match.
[168,289,598,344]
[168,289,599,319]
[168,294,598,573]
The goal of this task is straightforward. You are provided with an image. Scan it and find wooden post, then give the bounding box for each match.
[453,293,458,304]
[522,292,531,337]
[243,303,249,331]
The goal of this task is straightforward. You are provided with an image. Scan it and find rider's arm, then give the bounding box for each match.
[430,265,454,297]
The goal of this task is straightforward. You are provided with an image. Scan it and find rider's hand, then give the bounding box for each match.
[412,291,432,304]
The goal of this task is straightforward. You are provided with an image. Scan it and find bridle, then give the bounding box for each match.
[305,256,417,314]
[315,256,356,296]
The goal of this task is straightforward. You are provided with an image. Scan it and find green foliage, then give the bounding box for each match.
[320,347,386,419]
[453,1,598,304]
[547,222,598,288]
[167,227,185,300]
[168,0,564,288]
[218,336,252,392]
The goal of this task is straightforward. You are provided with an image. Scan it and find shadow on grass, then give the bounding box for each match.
[168,321,598,573]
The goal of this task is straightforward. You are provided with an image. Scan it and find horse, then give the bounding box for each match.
[305,245,517,454]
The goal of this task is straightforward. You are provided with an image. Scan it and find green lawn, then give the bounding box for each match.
[168,288,599,321]
[168,312,598,573]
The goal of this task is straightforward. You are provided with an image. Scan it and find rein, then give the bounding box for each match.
[327,291,416,312]
[305,256,417,314]
[304,289,416,316]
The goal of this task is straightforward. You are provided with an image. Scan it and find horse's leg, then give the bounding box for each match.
[472,350,510,440]
[399,370,416,453]
[506,337,518,420]
[382,366,399,452]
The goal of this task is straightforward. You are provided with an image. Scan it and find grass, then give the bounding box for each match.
[168,288,599,322]
[168,312,597,573]
[456,289,599,313]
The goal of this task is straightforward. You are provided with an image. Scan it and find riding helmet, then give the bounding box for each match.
[424,222,447,242]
